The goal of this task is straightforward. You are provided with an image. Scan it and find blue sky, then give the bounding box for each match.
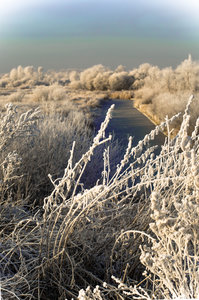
[0,0,199,72]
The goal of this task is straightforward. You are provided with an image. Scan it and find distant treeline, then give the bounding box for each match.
[1,55,199,130]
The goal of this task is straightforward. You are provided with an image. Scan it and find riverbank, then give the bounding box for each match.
[133,101,161,126]
[133,99,180,138]
[106,91,166,129]
[107,91,180,138]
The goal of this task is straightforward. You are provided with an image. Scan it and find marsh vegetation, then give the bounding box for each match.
[0,59,199,299]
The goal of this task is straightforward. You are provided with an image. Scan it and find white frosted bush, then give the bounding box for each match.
[69,65,134,91]
[80,64,108,90]
[31,86,49,102]
[93,71,112,90]
[31,85,66,102]
[115,64,126,72]
[9,68,18,81]
[109,72,134,90]
[6,65,47,87]
[17,65,25,79]
[69,80,83,89]
[48,85,65,101]
[69,70,80,82]
[69,64,134,91]
[24,65,34,77]
[134,56,199,126]
[37,66,43,74]
[175,54,199,91]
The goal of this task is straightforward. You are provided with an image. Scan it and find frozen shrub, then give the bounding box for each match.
[93,71,112,90]
[133,56,199,127]
[115,64,126,72]
[109,72,134,90]
[69,70,80,82]
[134,86,158,104]
[69,80,83,89]
[70,65,134,91]
[6,65,47,88]
[9,68,18,81]
[80,64,108,90]
[37,66,43,74]
[31,86,49,102]
[17,65,25,79]
[175,54,199,91]
[31,85,66,102]
[48,85,65,101]
[37,66,44,80]
[130,63,152,89]
[24,65,34,77]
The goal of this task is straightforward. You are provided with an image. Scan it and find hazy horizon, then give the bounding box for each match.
[1,0,199,73]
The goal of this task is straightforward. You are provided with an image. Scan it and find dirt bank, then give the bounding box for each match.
[133,100,179,137]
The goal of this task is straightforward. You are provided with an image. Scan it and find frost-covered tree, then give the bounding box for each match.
[80,64,108,90]
[9,68,18,81]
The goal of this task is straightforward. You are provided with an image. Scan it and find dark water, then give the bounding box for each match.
[93,99,165,149]
[82,99,166,188]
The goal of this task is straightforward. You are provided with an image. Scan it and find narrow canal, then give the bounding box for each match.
[84,99,165,187]
[94,99,165,148]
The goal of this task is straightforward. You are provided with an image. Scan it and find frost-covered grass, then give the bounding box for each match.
[0,103,95,207]
[1,95,199,300]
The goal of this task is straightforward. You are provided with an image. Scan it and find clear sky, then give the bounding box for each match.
[0,0,199,73]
